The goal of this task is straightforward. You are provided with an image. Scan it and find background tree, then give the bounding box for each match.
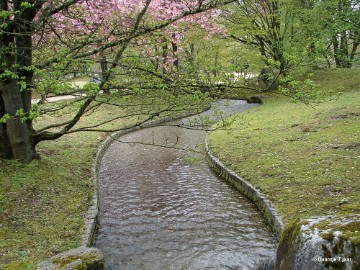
[222,0,296,76]
[320,0,359,68]
[221,0,359,80]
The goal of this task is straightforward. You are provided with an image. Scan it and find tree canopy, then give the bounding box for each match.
[0,0,233,161]
[1,0,359,162]
[223,0,359,73]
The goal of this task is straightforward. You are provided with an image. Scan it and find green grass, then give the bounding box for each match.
[208,68,360,242]
[0,90,209,269]
[0,135,97,270]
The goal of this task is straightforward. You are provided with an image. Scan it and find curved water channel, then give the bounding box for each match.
[95,100,278,269]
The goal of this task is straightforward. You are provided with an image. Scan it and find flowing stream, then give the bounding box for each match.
[95,100,278,270]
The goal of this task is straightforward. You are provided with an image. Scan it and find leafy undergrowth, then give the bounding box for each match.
[208,68,360,242]
[0,90,209,269]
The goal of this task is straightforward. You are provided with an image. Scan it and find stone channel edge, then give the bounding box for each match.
[204,138,285,238]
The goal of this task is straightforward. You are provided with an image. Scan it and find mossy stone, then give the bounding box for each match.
[37,246,104,270]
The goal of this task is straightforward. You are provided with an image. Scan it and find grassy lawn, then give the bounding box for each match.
[0,90,208,270]
[208,68,360,242]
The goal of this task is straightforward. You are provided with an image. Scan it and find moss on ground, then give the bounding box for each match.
[320,221,360,247]
[208,68,360,240]
[51,253,103,270]
[0,89,209,269]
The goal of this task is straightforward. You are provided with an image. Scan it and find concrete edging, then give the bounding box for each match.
[81,106,211,247]
[205,138,285,237]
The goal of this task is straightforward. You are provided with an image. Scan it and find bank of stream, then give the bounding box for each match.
[95,100,278,269]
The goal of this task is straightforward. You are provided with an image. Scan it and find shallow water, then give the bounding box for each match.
[95,100,278,269]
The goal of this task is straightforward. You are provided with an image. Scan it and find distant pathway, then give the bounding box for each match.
[31,93,86,104]
[95,100,278,269]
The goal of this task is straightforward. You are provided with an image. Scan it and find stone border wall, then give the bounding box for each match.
[81,106,211,247]
[205,139,284,237]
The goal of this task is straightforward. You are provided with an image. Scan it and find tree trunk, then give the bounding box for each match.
[213,51,219,77]
[100,50,110,94]
[0,6,38,162]
[350,29,359,61]
[16,20,37,136]
[0,94,12,159]
[161,37,168,75]
[1,80,37,162]
[339,31,351,67]
[171,33,179,71]
[332,33,352,68]
[332,35,341,67]
[0,126,12,160]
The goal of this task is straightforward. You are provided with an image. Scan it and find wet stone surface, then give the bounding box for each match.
[95,100,278,270]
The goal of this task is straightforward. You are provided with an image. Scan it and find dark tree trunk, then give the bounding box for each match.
[16,18,37,138]
[213,51,219,77]
[332,33,352,68]
[1,79,37,161]
[161,37,168,75]
[0,94,12,159]
[100,50,110,94]
[0,126,12,160]
[188,43,195,66]
[0,1,38,162]
[332,35,341,67]
[350,29,359,61]
[171,33,179,71]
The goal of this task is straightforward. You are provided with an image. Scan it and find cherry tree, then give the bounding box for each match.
[0,0,234,161]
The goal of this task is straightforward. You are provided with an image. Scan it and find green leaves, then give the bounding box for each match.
[28,105,40,122]
[20,2,32,9]
[15,109,27,123]
[0,10,10,30]
[0,10,10,19]
[82,82,100,96]
[0,70,19,81]
[0,114,10,124]
[0,107,40,124]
